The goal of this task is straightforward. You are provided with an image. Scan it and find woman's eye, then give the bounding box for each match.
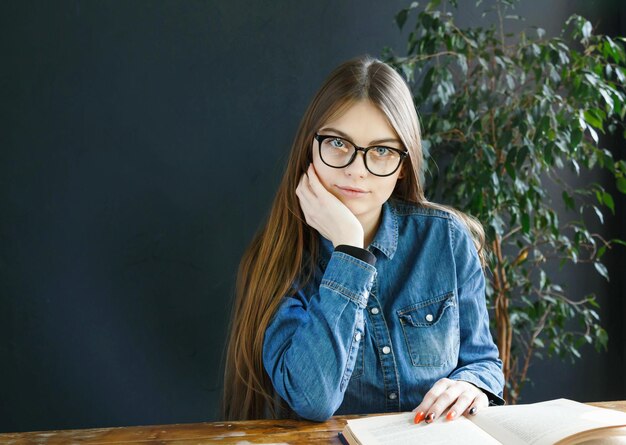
[373,147,391,157]
[330,138,345,148]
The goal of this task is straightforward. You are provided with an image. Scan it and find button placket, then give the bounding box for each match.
[366,290,401,412]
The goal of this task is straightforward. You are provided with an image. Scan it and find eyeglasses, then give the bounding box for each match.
[314,134,408,177]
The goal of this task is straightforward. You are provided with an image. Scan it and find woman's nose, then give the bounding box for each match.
[344,151,368,177]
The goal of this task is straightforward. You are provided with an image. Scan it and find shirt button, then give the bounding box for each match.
[354,332,362,342]
[382,346,391,354]
[371,307,380,315]
[388,392,397,400]
[425,314,434,322]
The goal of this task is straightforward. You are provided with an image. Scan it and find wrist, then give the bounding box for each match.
[330,222,364,248]
[332,234,363,249]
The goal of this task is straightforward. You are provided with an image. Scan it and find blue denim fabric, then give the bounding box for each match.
[263,199,505,421]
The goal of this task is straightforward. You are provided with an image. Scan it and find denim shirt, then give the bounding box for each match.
[263,199,505,421]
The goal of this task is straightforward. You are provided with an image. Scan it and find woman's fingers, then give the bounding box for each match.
[305,164,328,197]
[424,380,465,423]
[297,166,327,207]
[294,164,364,247]
[446,385,489,420]
[295,176,312,221]
[412,378,450,413]
[462,391,489,417]
[413,379,488,424]
[296,169,313,200]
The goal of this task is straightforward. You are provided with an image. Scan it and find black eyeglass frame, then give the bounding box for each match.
[314,134,409,177]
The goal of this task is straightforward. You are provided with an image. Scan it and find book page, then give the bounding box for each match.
[345,412,501,445]
[471,399,626,445]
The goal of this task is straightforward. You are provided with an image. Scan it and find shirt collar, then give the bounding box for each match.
[318,200,399,261]
[368,200,399,260]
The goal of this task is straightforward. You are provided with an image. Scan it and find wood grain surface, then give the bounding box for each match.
[1,400,625,444]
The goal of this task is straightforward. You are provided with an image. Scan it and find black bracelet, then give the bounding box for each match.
[335,245,377,266]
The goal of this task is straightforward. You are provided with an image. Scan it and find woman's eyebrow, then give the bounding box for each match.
[320,127,401,146]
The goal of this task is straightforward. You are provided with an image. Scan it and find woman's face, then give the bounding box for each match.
[311,100,404,231]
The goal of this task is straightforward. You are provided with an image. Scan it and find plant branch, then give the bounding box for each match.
[405,51,460,63]
[496,0,506,48]
[514,307,551,396]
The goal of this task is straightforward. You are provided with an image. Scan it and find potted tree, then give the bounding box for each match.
[384,0,626,403]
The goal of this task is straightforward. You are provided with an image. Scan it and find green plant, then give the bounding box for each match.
[384,0,626,403]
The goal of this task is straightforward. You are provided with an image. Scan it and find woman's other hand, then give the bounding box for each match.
[296,164,364,248]
[412,378,489,424]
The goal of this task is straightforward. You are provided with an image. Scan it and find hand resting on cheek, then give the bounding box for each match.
[295,164,364,249]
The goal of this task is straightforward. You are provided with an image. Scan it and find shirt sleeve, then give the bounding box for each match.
[447,219,506,405]
[335,244,377,266]
[262,250,377,421]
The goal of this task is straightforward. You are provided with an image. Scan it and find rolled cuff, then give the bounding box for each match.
[320,251,377,309]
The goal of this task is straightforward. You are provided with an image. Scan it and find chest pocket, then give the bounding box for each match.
[397,291,458,367]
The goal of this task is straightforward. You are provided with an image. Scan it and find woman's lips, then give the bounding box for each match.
[336,185,369,197]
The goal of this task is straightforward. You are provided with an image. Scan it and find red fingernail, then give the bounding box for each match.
[413,411,425,424]
[446,410,456,421]
[425,412,435,423]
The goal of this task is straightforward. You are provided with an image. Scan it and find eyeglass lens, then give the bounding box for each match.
[319,136,402,176]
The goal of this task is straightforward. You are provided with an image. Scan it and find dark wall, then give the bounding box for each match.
[0,0,409,432]
[1,0,624,433]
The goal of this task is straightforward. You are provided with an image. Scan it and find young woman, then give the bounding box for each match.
[223,55,504,422]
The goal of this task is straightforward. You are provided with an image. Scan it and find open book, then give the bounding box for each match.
[341,399,626,445]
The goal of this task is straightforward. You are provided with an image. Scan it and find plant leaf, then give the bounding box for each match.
[592,206,604,224]
[582,20,593,39]
[522,213,531,234]
[594,262,609,281]
[602,191,615,213]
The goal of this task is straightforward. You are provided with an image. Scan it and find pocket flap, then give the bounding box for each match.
[398,292,455,327]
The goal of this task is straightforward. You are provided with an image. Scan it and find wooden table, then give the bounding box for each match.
[1,401,625,444]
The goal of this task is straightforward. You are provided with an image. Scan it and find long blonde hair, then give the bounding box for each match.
[222,55,485,420]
